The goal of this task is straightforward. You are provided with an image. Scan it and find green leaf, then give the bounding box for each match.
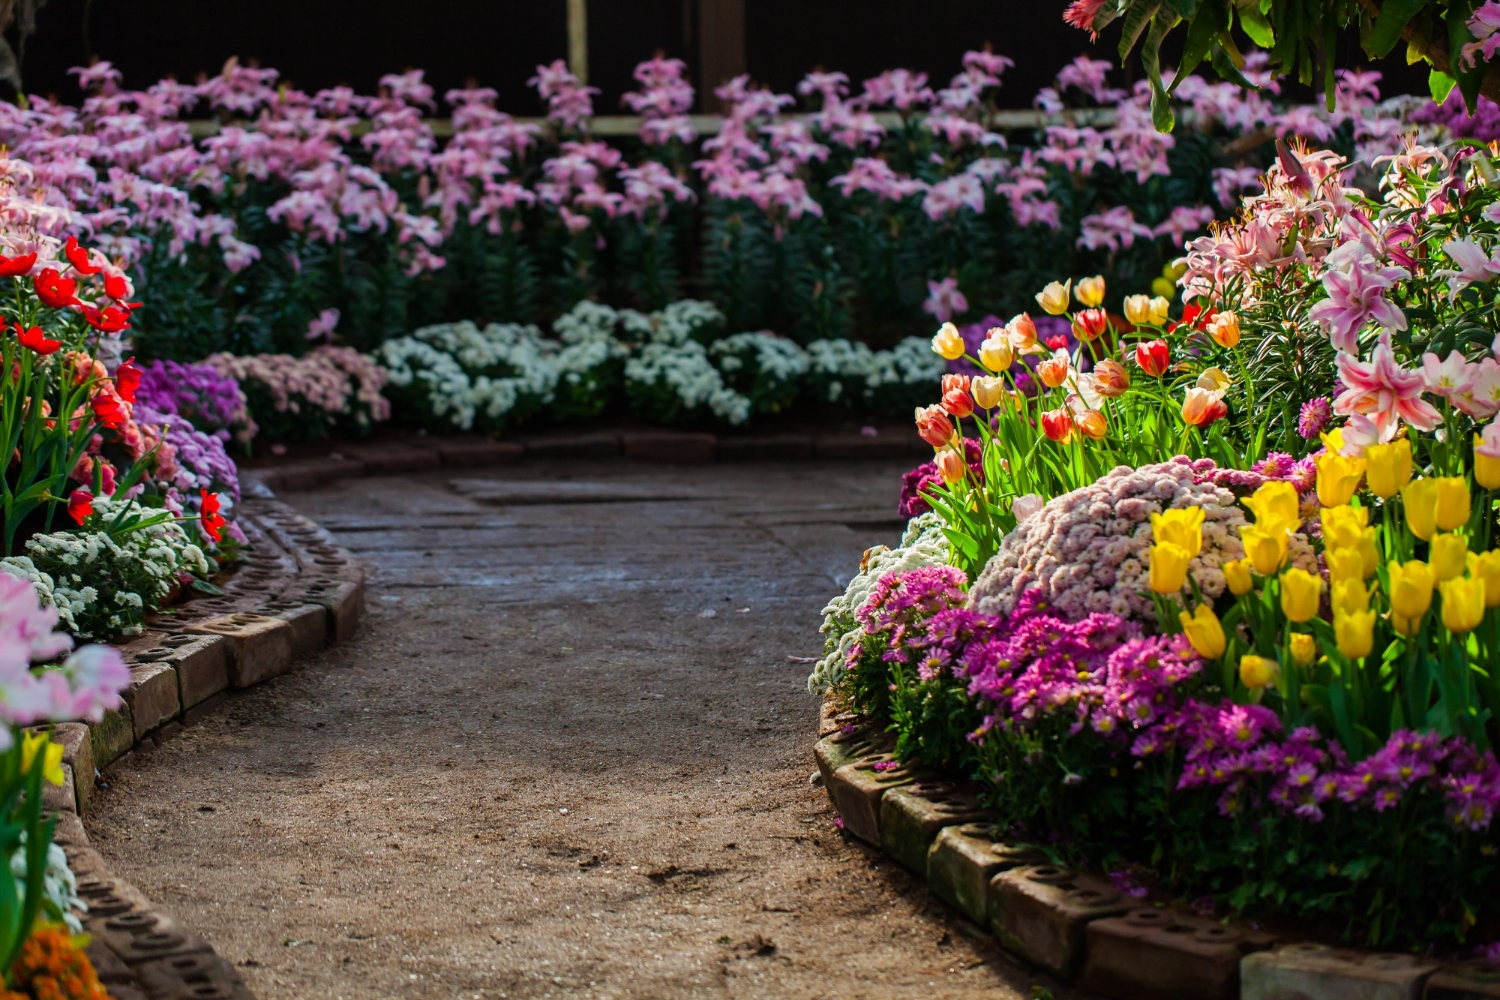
[1119,0,1165,60]
[1428,68,1459,103]
[1238,0,1274,46]
[1447,0,1485,111]
[1167,0,1199,17]
[1172,1,1226,89]
[1367,0,1431,58]
[1142,12,1179,132]
[1210,42,1258,90]
[190,579,225,596]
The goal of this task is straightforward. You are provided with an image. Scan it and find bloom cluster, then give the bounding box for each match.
[204,346,390,440]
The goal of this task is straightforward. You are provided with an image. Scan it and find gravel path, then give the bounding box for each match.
[84,460,1087,1000]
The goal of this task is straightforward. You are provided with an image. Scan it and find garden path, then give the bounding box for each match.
[83,460,1089,1000]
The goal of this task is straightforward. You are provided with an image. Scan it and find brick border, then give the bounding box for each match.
[40,482,365,1000]
[813,697,1500,999]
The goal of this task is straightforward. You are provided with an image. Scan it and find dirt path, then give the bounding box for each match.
[84,460,1088,1000]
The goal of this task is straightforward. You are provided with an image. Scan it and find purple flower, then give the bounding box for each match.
[1297,397,1332,439]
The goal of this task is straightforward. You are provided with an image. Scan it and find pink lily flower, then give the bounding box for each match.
[1333,333,1441,440]
[1307,254,1408,354]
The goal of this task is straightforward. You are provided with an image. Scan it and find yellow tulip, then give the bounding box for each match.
[1435,477,1472,531]
[932,322,966,360]
[1388,559,1436,620]
[1289,632,1316,667]
[1280,567,1323,622]
[1240,655,1279,690]
[1402,478,1439,542]
[971,375,1006,409]
[1206,311,1241,349]
[1243,481,1301,529]
[1325,546,1365,584]
[1123,294,1153,326]
[1441,575,1487,633]
[1315,450,1366,508]
[20,733,64,787]
[1240,522,1290,575]
[1331,577,1371,617]
[1150,542,1192,594]
[1476,433,1500,490]
[1075,274,1106,307]
[1151,507,1205,559]
[1364,438,1412,499]
[1474,550,1500,608]
[1334,610,1377,660]
[1320,503,1369,548]
[1037,280,1072,315]
[1179,603,1227,659]
[1196,367,1232,394]
[978,336,1014,372]
[1148,296,1171,325]
[1391,612,1418,636]
[1431,532,1470,583]
[1222,558,1253,596]
[1355,528,1381,579]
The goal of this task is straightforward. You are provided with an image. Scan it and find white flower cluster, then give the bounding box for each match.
[0,498,209,639]
[805,336,946,404]
[808,512,950,693]
[381,320,561,430]
[625,341,752,424]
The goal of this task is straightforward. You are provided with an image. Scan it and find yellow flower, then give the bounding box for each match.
[978,335,1013,372]
[1037,280,1071,315]
[1123,294,1153,326]
[1289,632,1316,667]
[1364,438,1412,499]
[1147,296,1171,325]
[1431,532,1470,583]
[1149,542,1192,594]
[1388,559,1436,620]
[1476,433,1500,490]
[1324,546,1365,584]
[1435,476,1472,531]
[1402,478,1439,542]
[1196,367,1232,394]
[1239,523,1290,575]
[1391,612,1418,636]
[1222,558,1253,596]
[1151,506,1205,559]
[1280,567,1323,622]
[1334,610,1377,660]
[1474,550,1500,608]
[1331,577,1371,617]
[1441,575,1487,634]
[1240,655,1279,690]
[971,375,1006,409]
[20,733,64,787]
[1315,450,1366,508]
[1206,311,1241,349]
[1179,603,1227,659]
[1151,276,1176,299]
[931,322,966,360]
[1243,481,1301,528]
[1075,275,1106,307]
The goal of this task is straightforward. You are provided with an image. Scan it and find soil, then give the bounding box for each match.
[84,459,1091,1000]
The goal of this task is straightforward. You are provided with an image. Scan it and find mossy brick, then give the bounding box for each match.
[812,725,888,787]
[878,782,991,874]
[1242,945,1439,1000]
[926,824,1044,926]
[48,723,94,813]
[41,763,75,814]
[121,663,181,740]
[1081,907,1275,1000]
[989,865,1130,980]
[89,706,134,769]
[826,755,917,845]
[186,614,294,688]
[1427,961,1500,999]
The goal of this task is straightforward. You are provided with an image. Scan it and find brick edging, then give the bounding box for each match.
[44,484,364,1000]
[813,696,1496,999]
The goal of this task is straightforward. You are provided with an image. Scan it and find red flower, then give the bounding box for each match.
[1170,302,1217,332]
[15,323,60,355]
[66,488,93,525]
[200,489,227,543]
[914,403,957,449]
[103,273,129,300]
[0,252,36,278]
[1135,339,1171,378]
[79,305,133,333]
[114,357,142,403]
[1071,308,1109,342]
[90,391,127,429]
[940,373,973,418]
[33,269,78,310]
[1040,408,1076,443]
[63,236,101,276]
[1044,335,1069,350]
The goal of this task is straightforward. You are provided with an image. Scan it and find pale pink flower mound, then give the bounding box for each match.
[968,457,1316,624]
[205,346,391,423]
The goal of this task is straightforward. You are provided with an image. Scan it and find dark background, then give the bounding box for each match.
[20,0,1431,113]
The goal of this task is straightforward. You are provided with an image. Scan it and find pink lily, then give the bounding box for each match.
[1333,333,1442,439]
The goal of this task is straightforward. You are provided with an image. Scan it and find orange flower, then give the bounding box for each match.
[1076,408,1108,439]
[1181,386,1228,428]
[1036,352,1073,389]
[940,373,973,417]
[914,404,956,449]
[934,448,967,485]
[1090,358,1131,397]
[1041,408,1075,443]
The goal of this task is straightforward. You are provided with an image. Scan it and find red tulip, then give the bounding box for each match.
[1171,302,1217,332]
[200,489,227,543]
[33,269,78,310]
[66,488,93,526]
[0,252,36,278]
[114,357,142,403]
[940,373,974,418]
[914,403,957,449]
[1135,339,1171,377]
[1071,308,1108,342]
[15,323,60,355]
[63,236,102,276]
[1040,407,1076,443]
[90,391,127,429]
[103,273,129,300]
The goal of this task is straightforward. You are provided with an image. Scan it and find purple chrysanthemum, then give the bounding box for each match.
[1297,397,1332,439]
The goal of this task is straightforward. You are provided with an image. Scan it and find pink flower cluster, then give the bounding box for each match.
[204,346,391,423]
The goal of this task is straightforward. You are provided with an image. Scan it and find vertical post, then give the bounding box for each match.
[567,0,589,84]
[698,0,746,112]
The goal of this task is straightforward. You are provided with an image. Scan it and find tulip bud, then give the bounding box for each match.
[1178,603,1226,659]
[1036,353,1072,389]
[971,375,1005,409]
[1206,311,1241,348]
[1091,358,1131,397]
[1280,567,1323,623]
[1325,546,1365,584]
[1244,482,1301,527]
[1036,281,1071,315]
[1196,367,1231,394]
[1435,476,1472,531]
[978,334,1013,372]
[1239,523,1290,575]
[1075,408,1108,440]
[1331,577,1371,617]
[1149,541,1192,594]
[1239,654,1278,690]
[1006,313,1039,351]
[1152,507,1205,559]
[1075,274,1106,307]
[1040,407,1075,443]
[1314,450,1365,508]
[1364,438,1412,499]
[1334,610,1376,660]
[1402,478,1439,542]
[1289,632,1316,667]
[1388,559,1436,621]
[932,322,966,360]
[1476,432,1500,490]
[1441,575,1486,633]
[1222,558,1253,596]
[914,404,957,449]
[941,373,974,417]
[1123,294,1153,326]
[1431,532,1470,583]
[935,448,967,485]
[1072,308,1108,342]
[1181,387,1229,428]
[1135,339,1170,377]
[1147,296,1171,325]
[1475,550,1500,608]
